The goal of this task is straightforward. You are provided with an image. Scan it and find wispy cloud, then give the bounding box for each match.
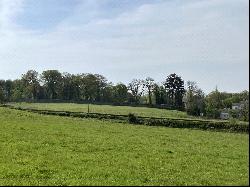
[0,0,24,33]
[0,0,248,93]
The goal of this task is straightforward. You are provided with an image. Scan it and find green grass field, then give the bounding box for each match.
[0,107,248,186]
[8,102,196,119]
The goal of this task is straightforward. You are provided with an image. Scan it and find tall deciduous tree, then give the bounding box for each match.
[10,79,24,101]
[0,86,4,103]
[21,70,40,100]
[0,80,5,103]
[183,81,205,116]
[113,83,128,104]
[127,79,144,104]
[41,70,62,99]
[95,74,108,102]
[4,80,13,101]
[153,84,167,105]
[143,77,155,105]
[101,84,114,103]
[61,73,75,100]
[80,74,98,101]
[205,87,223,118]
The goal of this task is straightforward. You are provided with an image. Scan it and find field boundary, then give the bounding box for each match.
[1,104,249,133]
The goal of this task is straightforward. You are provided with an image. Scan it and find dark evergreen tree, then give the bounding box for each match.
[164,73,185,109]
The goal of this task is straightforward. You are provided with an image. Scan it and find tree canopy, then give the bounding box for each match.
[0,69,248,121]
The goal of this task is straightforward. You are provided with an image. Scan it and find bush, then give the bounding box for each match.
[128,113,138,124]
[229,118,237,125]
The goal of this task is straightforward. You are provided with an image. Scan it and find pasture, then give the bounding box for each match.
[8,102,196,119]
[0,107,249,186]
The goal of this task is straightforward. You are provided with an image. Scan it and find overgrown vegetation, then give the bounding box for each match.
[128,113,139,124]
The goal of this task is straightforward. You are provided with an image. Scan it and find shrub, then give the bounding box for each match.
[128,113,138,124]
[229,118,237,125]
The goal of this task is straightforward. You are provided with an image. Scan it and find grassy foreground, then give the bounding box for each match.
[0,107,249,186]
[8,102,193,119]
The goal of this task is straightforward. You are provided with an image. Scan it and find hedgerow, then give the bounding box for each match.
[1,105,248,133]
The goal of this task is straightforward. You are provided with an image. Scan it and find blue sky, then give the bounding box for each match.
[0,0,249,94]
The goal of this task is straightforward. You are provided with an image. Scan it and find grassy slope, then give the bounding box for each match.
[0,107,249,186]
[9,102,195,119]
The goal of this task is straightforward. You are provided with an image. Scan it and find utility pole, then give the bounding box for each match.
[87,103,90,113]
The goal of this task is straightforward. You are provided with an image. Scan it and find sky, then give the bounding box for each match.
[0,0,249,94]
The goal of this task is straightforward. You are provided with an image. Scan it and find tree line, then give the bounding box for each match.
[0,70,248,121]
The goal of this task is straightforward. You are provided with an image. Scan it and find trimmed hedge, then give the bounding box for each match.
[1,105,248,133]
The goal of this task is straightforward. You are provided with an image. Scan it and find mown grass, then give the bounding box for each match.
[0,107,249,186]
[8,102,193,119]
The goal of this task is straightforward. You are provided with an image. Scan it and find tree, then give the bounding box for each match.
[183,81,205,116]
[205,87,223,118]
[80,74,98,101]
[164,73,185,109]
[127,79,144,104]
[153,84,161,105]
[220,91,246,109]
[21,70,40,100]
[101,84,114,103]
[41,70,62,99]
[4,80,13,101]
[0,86,4,103]
[113,83,128,104]
[0,80,5,103]
[142,77,155,105]
[61,73,82,101]
[239,90,249,101]
[153,84,167,105]
[76,73,108,102]
[70,74,82,101]
[95,74,108,102]
[241,100,249,121]
[10,79,25,101]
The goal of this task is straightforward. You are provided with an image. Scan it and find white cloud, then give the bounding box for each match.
[0,0,24,34]
[0,0,248,93]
